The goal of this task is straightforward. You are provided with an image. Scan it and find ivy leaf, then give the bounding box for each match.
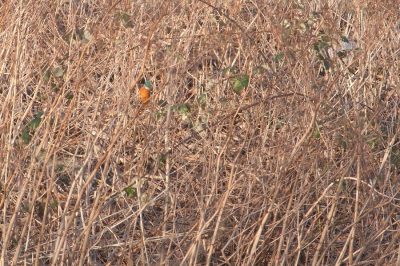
[222,67,230,77]
[177,103,191,115]
[125,187,137,198]
[221,66,238,76]
[158,154,167,167]
[233,75,249,94]
[43,70,51,83]
[29,112,43,130]
[314,128,320,138]
[21,128,31,144]
[154,111,164,119]
[197,94,207,109]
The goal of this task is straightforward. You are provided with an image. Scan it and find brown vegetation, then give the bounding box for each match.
[1,0,400,265]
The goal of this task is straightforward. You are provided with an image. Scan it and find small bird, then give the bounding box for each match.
[139,81,151,104]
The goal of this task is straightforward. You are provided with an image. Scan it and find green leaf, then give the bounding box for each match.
[29,118,41,130]
[240,75,249,87]
[43,70,51,83]
[158,154,167,167]
[233,75,249,95]
[222,67,230,77]
[177,103,191,114]
[197,94,207,108]
[154,111,164,119]
[21,128,31,144]
[29,112,43,130]
[233,80,243,94]
[314,128,320,138]
[125,187,137,198]
[53,68,64,77]
[222,66,238,76]
[273,53,284,63]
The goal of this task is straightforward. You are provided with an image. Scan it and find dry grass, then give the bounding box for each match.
[1,0,400,265]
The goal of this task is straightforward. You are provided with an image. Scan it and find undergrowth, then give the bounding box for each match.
[1,0,400,265]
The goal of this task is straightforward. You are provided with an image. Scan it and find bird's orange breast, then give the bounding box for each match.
[140,87,150,104]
